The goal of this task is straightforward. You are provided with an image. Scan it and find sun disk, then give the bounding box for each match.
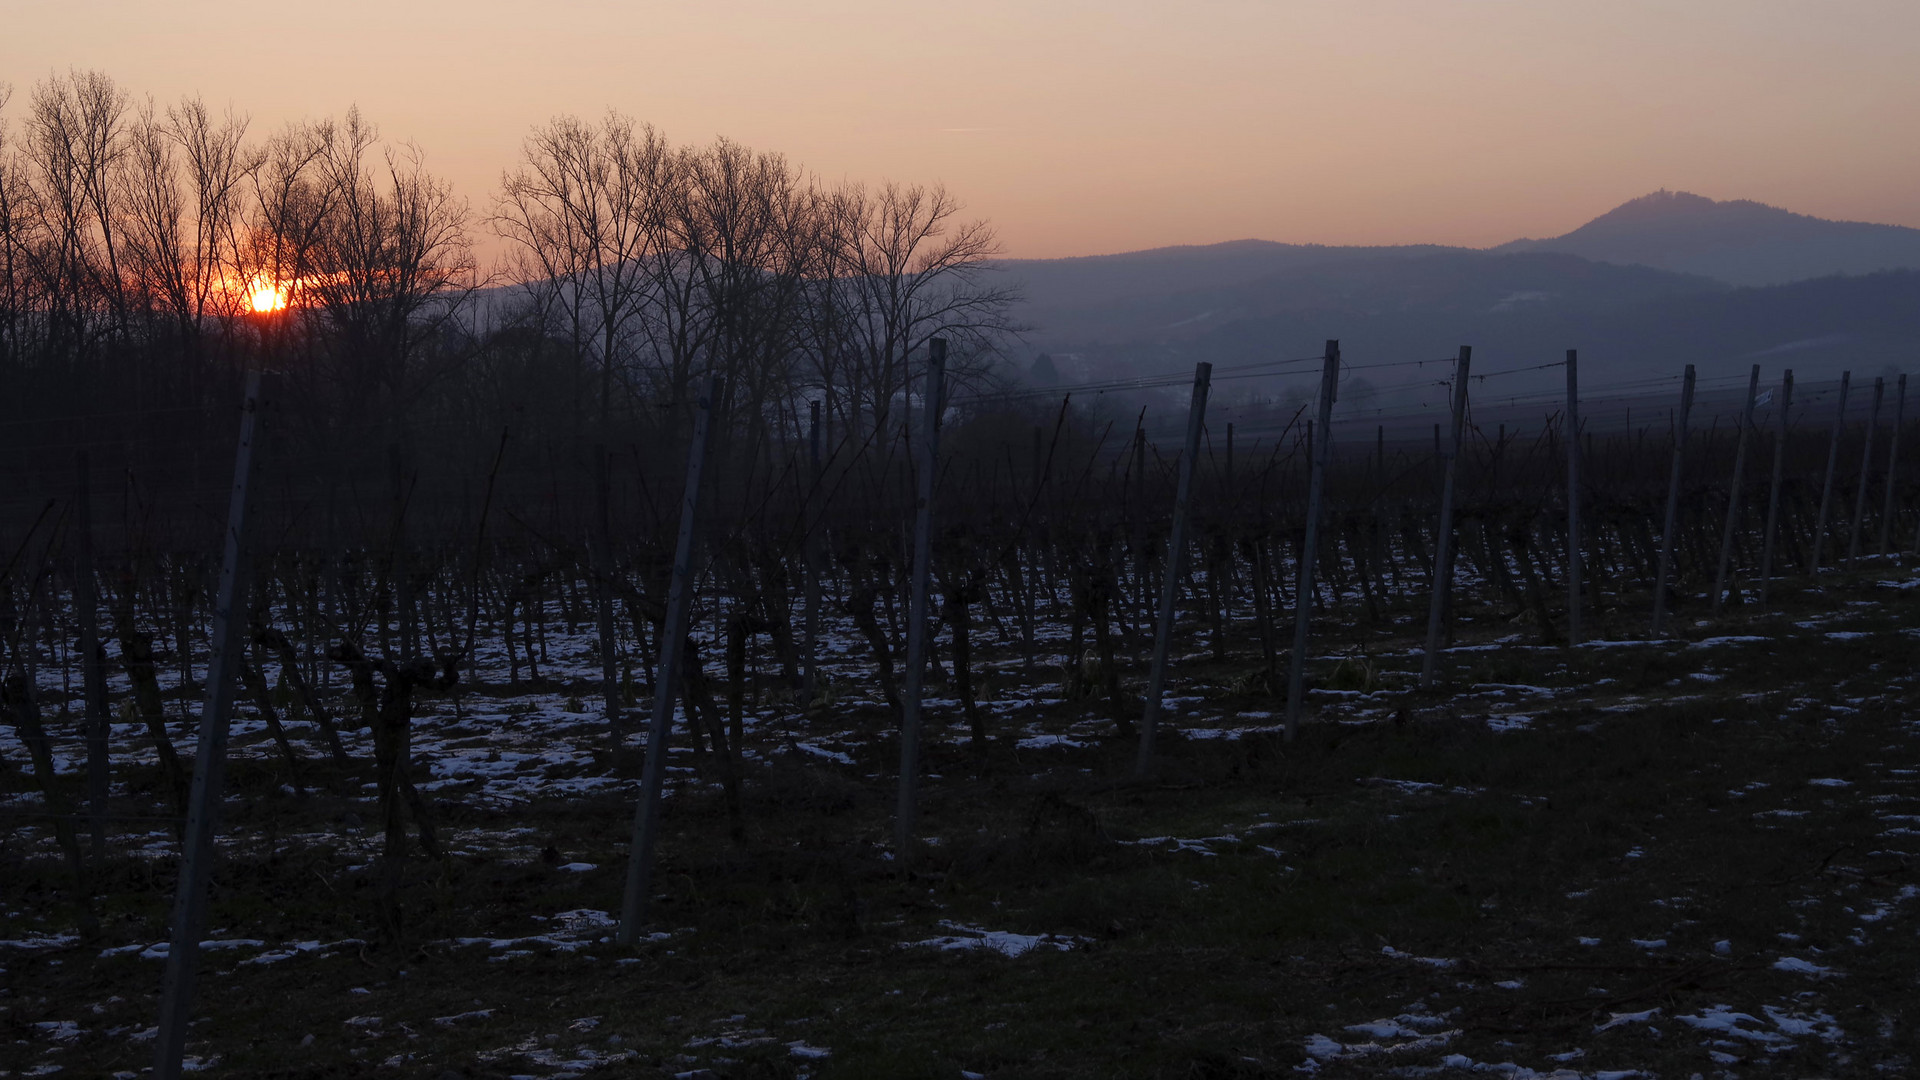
[249,279,288,313]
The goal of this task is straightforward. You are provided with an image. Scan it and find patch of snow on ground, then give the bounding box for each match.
[791,741,856,765]
[1380,944,1456,968]
[1594,1008,1659,1032]
[903,921,1088,958]
[1676,1003,1842,1049]
[1302,1011,1458,1063]
[0,933,80,952]
[1015,734,1086,750]
[1772,956,1839,977]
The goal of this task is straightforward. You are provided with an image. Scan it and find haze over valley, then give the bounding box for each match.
[1003,190,1920,392]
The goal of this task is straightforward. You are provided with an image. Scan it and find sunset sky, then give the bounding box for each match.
[7,0,1917,263]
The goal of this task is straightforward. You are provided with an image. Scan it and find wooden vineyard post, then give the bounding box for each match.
[1879,374,1906,557]
[1284,343,1340,741]
[894,340,947,854]
[1132,424,1149,649]
[1564,350,1583,645]
[801,401,824,703]
[1846,376,1885,567]
[155,372,266,1080]
[1650,364,1696,636]
[1223,421,1235,631]
[1712,365,1762,612]
[1021,421,1044,673]
[74,451,111,861]
[1135,361,1213,775]
[618,374,719,944]
[590,445,623,758]
[1420,346,1472,689]
[388,444,416,664]
[1758,371,1795,605]
[1809,371,1851,576]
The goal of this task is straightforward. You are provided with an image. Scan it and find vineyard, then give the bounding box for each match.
[3,341,1919,1079]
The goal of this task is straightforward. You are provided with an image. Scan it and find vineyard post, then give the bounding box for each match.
[801,401,823,702]
[74,451,111,861]
[590,444,623,758]
[1135,360,1213,775]
[1879,374,1906,556]
[893,340,947,855]
[1284,342,1340,740]
[1712,365,1762,611]
[1224,421,1235,629]
[1912,419,1920,555]
[1420,346,1472,689]
[617,373,719,944]
[388,444,416,664]
[155,372,266,1080]
[1809,371,1852,575]
[1846,376,1884,566]
[1131,424,1149,647]
[1650,364,1696,636]
[1758,371,1795,604]
[1564,350,1583,645]
[1022,421,1044,672]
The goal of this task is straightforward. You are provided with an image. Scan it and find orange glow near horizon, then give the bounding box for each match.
[248,279,289,314]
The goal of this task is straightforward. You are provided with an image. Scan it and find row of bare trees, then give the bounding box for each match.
[492,112,1019,450]
[0,74,473,422]
[0,72,1019,477]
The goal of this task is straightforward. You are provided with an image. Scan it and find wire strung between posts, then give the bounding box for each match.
[947,353,1327,405]
[0,809,191,824]
[1127,366,1796,442]
[0,404,221,429]
[1192,365,1832,439]
[1342,356,1462,373]
[1470,359,1568,381]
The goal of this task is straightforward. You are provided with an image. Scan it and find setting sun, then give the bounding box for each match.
[248,279,287,313]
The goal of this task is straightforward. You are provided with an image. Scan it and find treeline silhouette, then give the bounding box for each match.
[0,70,1022,539]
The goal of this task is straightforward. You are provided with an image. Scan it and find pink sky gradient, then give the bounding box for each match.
[7,0,1917,263]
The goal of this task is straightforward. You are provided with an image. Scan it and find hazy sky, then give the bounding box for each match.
[6,0,1917,262]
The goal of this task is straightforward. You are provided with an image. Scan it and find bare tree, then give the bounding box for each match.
[669,138,814,442]
[25,70,132,359]
[167,98,259,339]
[304,108,478,424]
[814,182,1019,444]
[119,98,195,352]
[0,83,39,366]
[494,112,666,436]
[245,117,336,322]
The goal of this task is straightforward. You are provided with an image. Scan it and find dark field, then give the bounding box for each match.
[5,558,1918,1079]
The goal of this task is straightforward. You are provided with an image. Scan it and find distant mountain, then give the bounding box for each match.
[994,233,1920,396]
[999,243,1726,354]
[998,240,1459,345]
[1161,266,1920,391]
[999,241,1729,347]
[1495,190,1920,287]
